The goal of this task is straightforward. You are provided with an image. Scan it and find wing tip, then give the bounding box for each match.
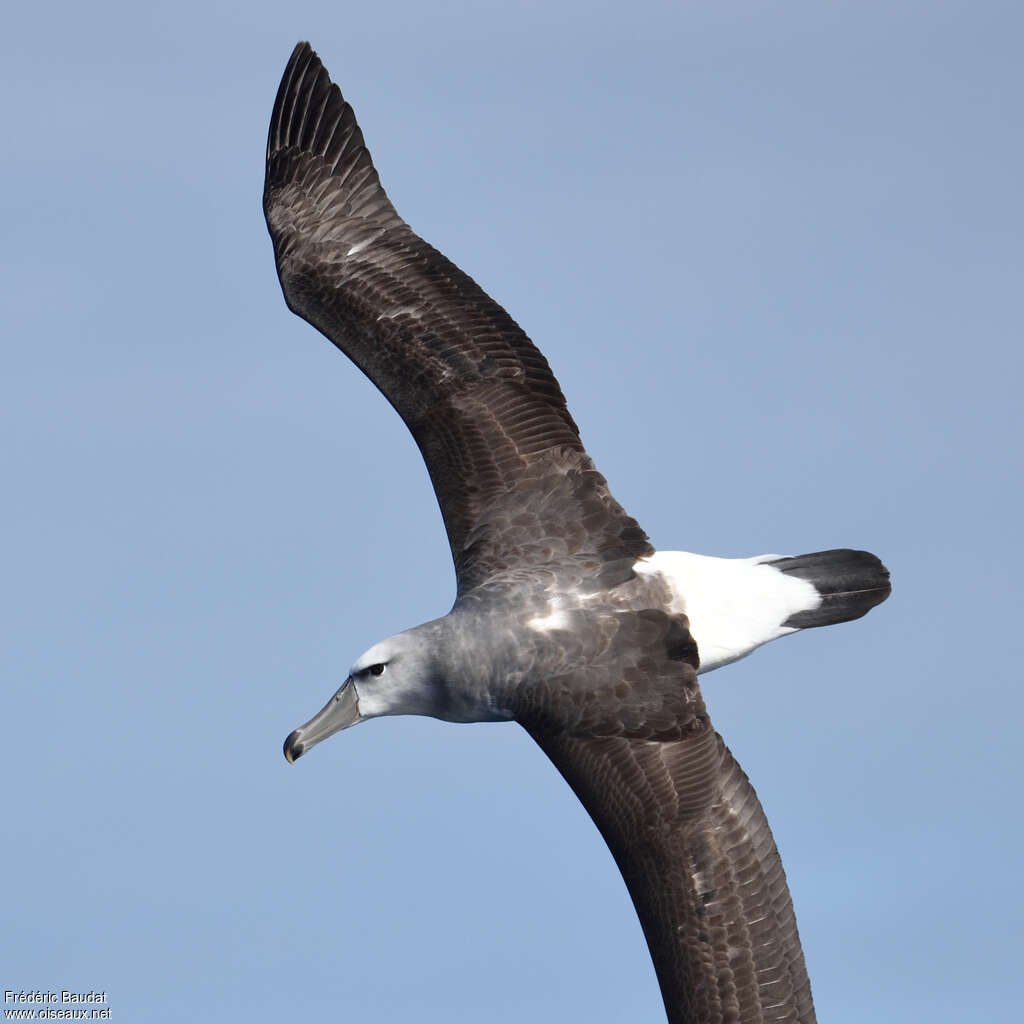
[264,40,396,221]
[267,41,325,159]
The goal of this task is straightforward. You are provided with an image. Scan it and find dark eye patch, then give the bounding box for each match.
[368,663,386,676]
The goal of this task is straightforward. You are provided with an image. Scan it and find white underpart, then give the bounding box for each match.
[635,551,822,674]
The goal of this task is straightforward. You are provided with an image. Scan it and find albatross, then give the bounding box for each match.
[264,42,890,1024]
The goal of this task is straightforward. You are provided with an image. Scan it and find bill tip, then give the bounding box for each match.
[283,729,303,764]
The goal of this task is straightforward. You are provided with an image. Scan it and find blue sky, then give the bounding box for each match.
[3,2,1021,1021]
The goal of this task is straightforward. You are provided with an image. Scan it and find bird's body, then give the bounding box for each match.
[264,42,890,1024]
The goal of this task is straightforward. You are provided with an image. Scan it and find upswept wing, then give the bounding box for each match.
[529,726,816,1024]
[264,43,651,589]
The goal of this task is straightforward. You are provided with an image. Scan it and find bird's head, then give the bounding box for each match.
[283,628,443,763]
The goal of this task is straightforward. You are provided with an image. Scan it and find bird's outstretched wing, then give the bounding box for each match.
[264,43,652,590]
[527,725,817,1024]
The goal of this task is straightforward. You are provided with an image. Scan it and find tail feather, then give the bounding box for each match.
[761,549,891,629]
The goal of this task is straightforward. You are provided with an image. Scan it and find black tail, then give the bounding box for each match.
[764,549,891,629]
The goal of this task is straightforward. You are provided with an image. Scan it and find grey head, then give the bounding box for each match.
[283,626,435,763]
[283,615,514,763]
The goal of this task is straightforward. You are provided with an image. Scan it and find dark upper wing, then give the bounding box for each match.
[264,43,651,589]
[528,726,816,1024]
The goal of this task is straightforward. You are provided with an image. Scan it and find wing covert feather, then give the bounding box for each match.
[528,728,816,1024]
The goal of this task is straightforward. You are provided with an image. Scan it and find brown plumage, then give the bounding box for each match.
[264,42,651,591]
[532,731,815,1023]
[265,41,830,1024]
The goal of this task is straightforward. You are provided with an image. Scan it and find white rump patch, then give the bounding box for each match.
[636,550,822,674]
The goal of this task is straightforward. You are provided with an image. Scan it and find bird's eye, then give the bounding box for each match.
[368,663,386,676]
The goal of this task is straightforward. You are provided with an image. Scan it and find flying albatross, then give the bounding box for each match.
[264,42,890,1024]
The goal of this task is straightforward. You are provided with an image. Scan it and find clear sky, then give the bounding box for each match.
[3,2,1021,1021]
